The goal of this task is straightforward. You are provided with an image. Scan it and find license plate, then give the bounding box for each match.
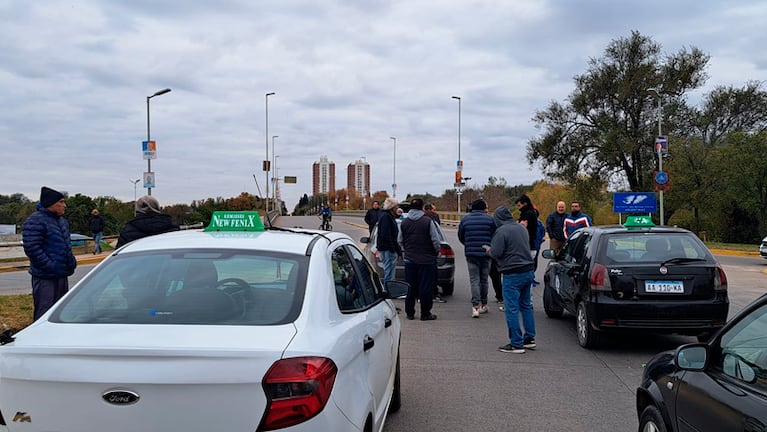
[645,280,684,293]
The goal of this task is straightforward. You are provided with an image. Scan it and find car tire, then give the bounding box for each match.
[638,405,667,432]
[439,281,454,296]
[388,351,401,413]
[543,285,564,318]
[576,301,604,349]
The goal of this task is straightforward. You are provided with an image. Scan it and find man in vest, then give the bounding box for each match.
[398,198,441,321]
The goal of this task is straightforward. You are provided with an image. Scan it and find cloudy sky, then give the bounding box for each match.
[2,0,765,211]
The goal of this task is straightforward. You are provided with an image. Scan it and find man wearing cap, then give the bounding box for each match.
[116,195,179,248]
[397,198,441,321]
[22,186,77,320]
[458,199,496,318]
[376,197,401,282]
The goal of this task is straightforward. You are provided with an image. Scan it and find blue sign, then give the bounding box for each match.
[613,192,657,213]
[655,171,669,185]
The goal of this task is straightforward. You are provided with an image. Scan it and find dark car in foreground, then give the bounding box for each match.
[360,215,455,295]
[636,292,767,432]
[540,216,729,348]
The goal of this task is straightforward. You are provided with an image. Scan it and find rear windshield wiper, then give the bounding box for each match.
[660,257,707,266]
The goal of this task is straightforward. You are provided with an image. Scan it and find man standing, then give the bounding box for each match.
[515,194,541,284]
[546,201,567,252]
[89,208,106,254]
[23,186,77,320]
[424,203,441,225]
[458,199,495,318]
[117,196,179,248]
[488,205,536,354]
[398,198,441,321]
[564,200,593,239]
[376,197,401,283]
[364,200,381,234]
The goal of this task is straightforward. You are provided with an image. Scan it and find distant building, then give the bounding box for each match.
[347,158,370,197]
[312,155,335,196]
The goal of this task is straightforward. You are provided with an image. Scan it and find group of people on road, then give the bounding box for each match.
[451,194,592,354]
[22,186,179,320]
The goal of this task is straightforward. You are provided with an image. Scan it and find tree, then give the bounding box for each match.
[527,31,709,193]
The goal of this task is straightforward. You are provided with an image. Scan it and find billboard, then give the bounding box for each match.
[613,192,657,213]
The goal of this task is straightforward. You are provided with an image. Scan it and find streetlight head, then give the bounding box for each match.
[390,136,396,140]
[153,88,172,97]
[266,92,275,96]
[452,96,461,100]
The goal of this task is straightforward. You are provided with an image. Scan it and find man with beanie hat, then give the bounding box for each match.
[116,195,179,248]
[22,186,77,320]
[458,199,496,318]
[376,197,401,282]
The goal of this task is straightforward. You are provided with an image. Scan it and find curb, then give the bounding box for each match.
[0,254,108,274]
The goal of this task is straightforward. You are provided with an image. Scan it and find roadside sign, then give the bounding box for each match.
[654,170,671,191]
[284,176,297,184]
[613,192,657,213]
[142,141,157,160]
[143,172,155,189]
[655,136,668,155]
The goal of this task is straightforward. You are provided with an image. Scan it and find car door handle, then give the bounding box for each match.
[363,335,375,351]
[384,317,392,328]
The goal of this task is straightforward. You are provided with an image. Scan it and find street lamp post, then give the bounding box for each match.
[274,155,281,214]
[265,92,275,213]
[129,178,140,216]
[146,88,171,196]
[390,137,397,198]
[272,135,279,213]
[451,96,462,212]
[649,88,664,225]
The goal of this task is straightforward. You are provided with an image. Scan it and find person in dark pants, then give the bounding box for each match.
[546,200,567,253]
[364,200,381,234]
[424,202,446,303]
[398,198,441,321]
[22,186,77,320]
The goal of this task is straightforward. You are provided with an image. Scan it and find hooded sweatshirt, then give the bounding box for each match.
[489,206,534,274]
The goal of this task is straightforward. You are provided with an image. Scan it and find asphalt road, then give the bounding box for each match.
[1,215,765,431]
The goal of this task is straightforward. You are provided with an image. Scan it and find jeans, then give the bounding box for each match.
[93,231,103,253]
[466,256,490,306]
[380,250,398,282]
[502,270,535,347]
[404,261,436,318]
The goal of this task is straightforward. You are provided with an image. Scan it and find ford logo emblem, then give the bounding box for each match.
[659,266,668,275]
[102,389,140,405]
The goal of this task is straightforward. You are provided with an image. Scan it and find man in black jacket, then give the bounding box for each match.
[545,201,566,252]
[117,196,179,248]
[376,197,401,282]
[364,200,381,234]
[398,198,441,321]
[89,208,106,254]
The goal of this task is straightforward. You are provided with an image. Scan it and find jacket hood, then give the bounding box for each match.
[407,209,425,220]
[493,206,515,227]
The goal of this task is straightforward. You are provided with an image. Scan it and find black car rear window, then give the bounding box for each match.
[51,249,308,325]
[601,232,711,263]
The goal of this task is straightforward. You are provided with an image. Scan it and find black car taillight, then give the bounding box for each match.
[589,263,612,292]
[714,263,728,292]
[439,245,454,258]
[259,356,337,431]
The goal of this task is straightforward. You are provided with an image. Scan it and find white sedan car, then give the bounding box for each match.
[0,212,407,432]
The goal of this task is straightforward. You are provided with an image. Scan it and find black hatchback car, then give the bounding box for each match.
[540,217,729,348]
[636,292,767,432]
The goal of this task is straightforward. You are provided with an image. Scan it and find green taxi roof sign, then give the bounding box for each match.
[204,211,265,232]
[624,215,655,228]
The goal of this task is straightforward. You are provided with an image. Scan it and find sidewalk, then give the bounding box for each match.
[0,252,107,273]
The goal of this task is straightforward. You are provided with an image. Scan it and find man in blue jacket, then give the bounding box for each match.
[22,186,77,320]
[458,199,496,318]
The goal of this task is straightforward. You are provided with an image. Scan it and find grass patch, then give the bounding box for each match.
[0,294,34,332]
[705,242,759,254]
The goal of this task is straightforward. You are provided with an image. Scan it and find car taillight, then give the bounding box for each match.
[259,356,338,431]
[589,263,611,292]
[439,245,454,258]
[714,264,728,292]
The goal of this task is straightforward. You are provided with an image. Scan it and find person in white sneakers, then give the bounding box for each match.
[458,199,496,318]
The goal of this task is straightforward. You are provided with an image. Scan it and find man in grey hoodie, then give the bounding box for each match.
[488,205,537,353]
[398,198,441,321]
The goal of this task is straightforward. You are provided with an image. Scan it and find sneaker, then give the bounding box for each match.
[523,338,537,350]
[496,298,503,303]
[479,304,489,314]
[498,344,525,354]
[420,313,437,321]
[499,305,505,312]
[433,295,447,303]
[532,279,541,286]
[472,306,480,318]
[406,314,415,320]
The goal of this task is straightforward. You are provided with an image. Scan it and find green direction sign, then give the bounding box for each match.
[204,211,264,232]
[284,176,297,184]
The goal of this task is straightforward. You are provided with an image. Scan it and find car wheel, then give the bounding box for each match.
[388,352,401,413]
[439,281,454,296]
[638,405,667,432]
[576,301,604,348]
[543,285,563,318]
